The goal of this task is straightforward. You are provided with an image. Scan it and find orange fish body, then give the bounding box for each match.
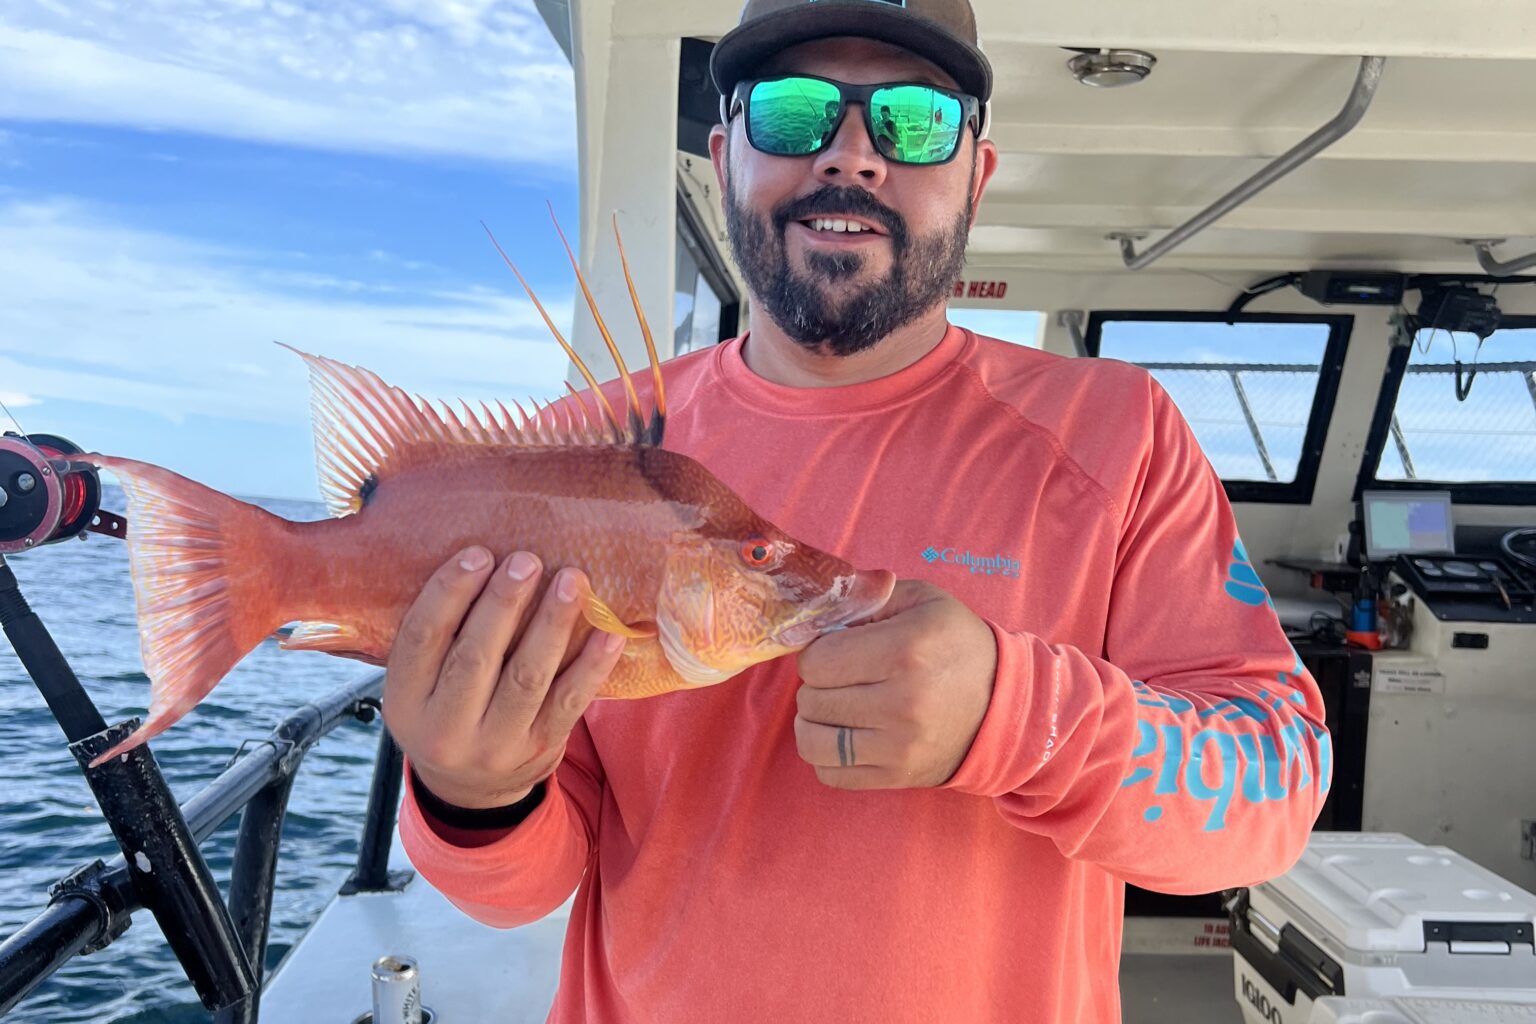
[84,224,894,766]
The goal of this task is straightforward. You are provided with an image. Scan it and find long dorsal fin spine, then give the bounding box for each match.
[548,205,645,431]
[611,215,667,446]
[480,222,627,442]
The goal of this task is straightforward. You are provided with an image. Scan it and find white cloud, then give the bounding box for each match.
[0,1,576,166]
[0,198,580,431]
[0,391,38,406]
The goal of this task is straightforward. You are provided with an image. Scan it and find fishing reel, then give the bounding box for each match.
[0,432,123,553]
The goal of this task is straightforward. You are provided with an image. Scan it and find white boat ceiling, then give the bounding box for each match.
[551,0,1536,285]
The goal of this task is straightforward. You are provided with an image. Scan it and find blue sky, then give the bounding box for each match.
[0,0,583,500]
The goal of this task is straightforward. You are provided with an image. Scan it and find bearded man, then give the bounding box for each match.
[388,2,1332,1020]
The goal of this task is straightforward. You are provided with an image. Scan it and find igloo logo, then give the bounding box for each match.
[1240,974,1284,1024]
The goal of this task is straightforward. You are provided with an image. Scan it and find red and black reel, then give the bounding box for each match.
[0,433,106,553]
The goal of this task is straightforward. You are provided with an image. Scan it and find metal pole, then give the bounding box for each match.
[214,773,299,1024]
[0,553,256,1011]
[1472,241,1536,277]
[0,901,104,1015]
[1389,417,1418,480]
[1228,371,1278,482]
[0,674,384,1017]
[343,727,408,895]
[0,556,108,742]
[1115,56,1386,271]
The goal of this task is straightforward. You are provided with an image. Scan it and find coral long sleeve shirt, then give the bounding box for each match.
[400,325,1331,1023]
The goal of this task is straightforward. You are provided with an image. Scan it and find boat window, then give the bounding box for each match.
[673,200,740,355]
[948,309,1045,347]
[1086,312,1351,504]
[1358,318,1536,504]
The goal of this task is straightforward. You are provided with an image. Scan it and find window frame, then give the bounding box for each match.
[1084,311,1353,505]
[674,188,740,353]
[1353,314,1536,506]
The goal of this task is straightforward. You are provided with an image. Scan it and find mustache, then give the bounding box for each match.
[771,185,907,245]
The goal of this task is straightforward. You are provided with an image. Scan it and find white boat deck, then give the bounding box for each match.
[259,830,568,1022]
[260,826,1242,1022]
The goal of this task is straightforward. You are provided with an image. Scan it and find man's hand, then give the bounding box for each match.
[383,547,627,811]
[793,580,997,789]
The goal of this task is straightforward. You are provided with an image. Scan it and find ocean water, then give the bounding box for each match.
[0,486,383,1023]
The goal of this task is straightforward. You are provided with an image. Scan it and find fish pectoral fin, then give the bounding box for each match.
[583,595,657,640]
[278,621,365,653]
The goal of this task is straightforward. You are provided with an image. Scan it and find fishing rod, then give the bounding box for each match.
[0,431,257,1012]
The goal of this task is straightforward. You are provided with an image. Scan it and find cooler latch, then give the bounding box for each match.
[1423,920,1535,954]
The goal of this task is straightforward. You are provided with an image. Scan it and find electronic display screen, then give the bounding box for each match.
[1361,490,1455,560]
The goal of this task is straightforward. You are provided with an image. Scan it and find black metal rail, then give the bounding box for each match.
[0,669,403,1020]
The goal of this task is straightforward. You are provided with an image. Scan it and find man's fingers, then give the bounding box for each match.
[486,567,593,722]
[386,546,498,710]
[793,716,883,769]
[795,681,892,729]
[796,619,901,690]
[858,579,939,624]
[537,626,626,741]
[431,550,543,711]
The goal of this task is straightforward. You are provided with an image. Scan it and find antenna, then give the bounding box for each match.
[0,393,29,437]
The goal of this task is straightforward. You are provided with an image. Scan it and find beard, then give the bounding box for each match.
[723,164,972,358]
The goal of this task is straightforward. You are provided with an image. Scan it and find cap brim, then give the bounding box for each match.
[710,4,992,103]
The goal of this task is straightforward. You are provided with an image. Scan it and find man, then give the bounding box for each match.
[388,1,1332,1021]
[875,102,902,157]
[817,97,840,147]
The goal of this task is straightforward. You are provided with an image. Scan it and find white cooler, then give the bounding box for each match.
[1229,832,1536,1024]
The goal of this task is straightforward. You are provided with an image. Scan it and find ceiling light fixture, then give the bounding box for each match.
[1064,48,1157,88]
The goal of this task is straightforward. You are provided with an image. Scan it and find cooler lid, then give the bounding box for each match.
[1312,996,1536,1023]
[1253,833,1536,954]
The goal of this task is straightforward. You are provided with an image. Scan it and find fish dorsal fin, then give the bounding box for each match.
[288,214,671,518]
[282,343,609,517]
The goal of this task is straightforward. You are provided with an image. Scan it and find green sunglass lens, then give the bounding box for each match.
[870,85,964,164]
[749,78,843,155]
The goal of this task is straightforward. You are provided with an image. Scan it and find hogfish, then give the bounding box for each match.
[84,221,895,766]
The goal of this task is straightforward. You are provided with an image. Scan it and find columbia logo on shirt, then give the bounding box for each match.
[920,545,1021,579]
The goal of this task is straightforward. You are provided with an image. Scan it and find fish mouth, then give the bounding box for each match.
[772,569,896,650]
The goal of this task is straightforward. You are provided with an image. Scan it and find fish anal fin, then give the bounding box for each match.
[277,621,369,655]
[583,594,657,640]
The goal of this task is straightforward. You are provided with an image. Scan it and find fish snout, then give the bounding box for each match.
[849,568,897,623]
[772,567,897,649]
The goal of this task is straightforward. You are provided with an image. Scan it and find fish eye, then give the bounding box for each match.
[740,536,774,568]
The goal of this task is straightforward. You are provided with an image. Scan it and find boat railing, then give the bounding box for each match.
[0,666,404,1023]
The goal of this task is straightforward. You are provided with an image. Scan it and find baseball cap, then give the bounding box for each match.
[710,0,993,104]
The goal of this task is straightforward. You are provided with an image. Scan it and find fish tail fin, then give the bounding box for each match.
[84,455,288,767]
